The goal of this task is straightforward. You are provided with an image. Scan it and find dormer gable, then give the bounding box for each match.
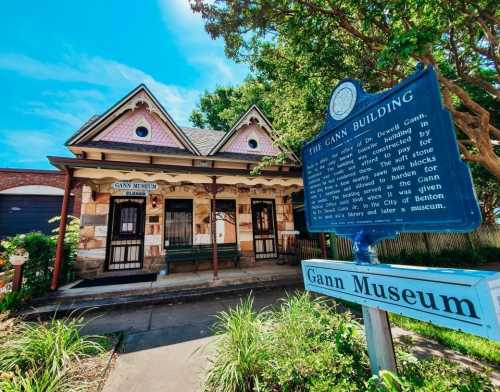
[209,105,299,162]
[66,85,200,155]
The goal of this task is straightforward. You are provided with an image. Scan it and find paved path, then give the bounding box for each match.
[83,287,297,392]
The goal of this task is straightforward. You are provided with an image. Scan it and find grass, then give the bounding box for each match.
[0,312,110,391]
[335,297,500,367]
[204,293,494,392]
[390,313,500,366]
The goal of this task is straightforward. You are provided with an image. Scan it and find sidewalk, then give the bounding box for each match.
[22,264,302,318]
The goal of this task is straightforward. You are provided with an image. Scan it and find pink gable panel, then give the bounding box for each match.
[221,124,281,156]
[94,108,184,149]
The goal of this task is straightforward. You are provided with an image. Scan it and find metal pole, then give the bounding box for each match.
[211,176,219,280]
[50,167,72,290]
[12,264,24,292]
[353,232,397,375]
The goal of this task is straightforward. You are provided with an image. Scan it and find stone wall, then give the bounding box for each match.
[76,181,295,277]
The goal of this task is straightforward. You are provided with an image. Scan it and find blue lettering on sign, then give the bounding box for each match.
[301,65,481,239]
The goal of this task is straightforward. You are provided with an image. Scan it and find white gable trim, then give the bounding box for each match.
[67,85,200,155]
[208,105,299,163]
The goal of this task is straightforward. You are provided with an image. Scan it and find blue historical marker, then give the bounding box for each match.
[301,64,481,245]
[301,65,484,375]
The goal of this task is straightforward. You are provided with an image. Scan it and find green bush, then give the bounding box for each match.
[0,291,25,313]
[205,293,494,392]
[0,216,80,306]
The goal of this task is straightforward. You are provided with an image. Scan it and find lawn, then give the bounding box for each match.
[335,297,500,367]
[389,313,500,366]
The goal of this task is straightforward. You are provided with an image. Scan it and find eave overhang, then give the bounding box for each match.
[47,156,303,179]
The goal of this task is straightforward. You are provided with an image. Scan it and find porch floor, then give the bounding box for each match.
[54,263,302,301]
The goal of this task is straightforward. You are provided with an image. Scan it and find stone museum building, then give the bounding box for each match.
[48,85,303,280]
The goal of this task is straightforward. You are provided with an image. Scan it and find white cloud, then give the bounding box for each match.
[0,52,201,126]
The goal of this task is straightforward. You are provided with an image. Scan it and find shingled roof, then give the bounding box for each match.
[181,126,226,155]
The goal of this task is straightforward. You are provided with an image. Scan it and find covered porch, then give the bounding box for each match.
[48,156,303,287]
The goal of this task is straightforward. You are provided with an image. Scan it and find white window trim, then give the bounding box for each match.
[246,131,261,152]
[132,116,152,141]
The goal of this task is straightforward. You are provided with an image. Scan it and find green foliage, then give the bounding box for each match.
[206,296,270,391]
[367,357,495,391]
[0,216,81,301]
[2,232,56,296]
[0,314,106,392]
[190,78,273,132]
[204,293,494,391]
[50,215,81,285]
[191,0,500,179]
[0,315,103,374]
[0,290,25,313]
[390,314,500,365]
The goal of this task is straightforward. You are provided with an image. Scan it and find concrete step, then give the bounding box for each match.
[21,277,304,320]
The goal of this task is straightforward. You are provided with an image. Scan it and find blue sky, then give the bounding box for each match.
[0,0,248,169]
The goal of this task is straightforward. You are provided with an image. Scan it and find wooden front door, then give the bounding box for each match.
[251,199,278,259]
[105,197,145,271]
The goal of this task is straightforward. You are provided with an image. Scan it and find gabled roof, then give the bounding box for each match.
[208,104,300,163]
[66,85,200,155]
[181,127,226,155]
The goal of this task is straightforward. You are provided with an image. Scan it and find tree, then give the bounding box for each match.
[191,0,500,179]
[471,162,500,223]
[190,78,273,131]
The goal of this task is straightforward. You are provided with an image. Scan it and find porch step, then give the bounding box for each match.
[21,276,303,320]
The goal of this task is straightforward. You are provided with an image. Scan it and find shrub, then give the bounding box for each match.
[0,314,106,392]
[205,293,494,392]
[0,216,80,302]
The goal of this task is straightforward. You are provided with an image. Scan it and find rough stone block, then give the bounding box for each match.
[95,204,109,215]
[95,193,110,203]
[240,240,253,252]
[83,203,96,215]
[80,225,95,239]
[81,214,107,226]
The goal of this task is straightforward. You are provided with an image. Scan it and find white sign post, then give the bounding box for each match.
[302,259,500,342]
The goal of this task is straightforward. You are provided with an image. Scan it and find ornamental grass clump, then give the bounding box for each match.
[205,293,494,392]
[0,313,106,391]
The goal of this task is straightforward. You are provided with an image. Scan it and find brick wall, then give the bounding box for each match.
[0,168,82,216]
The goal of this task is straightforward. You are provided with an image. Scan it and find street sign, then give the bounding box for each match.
[302,259,500,342]
[300,65,485,375]
[301,64,481,240]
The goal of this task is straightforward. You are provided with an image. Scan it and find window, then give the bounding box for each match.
[248,138,258,149]
[165,199,193,247]
[214,200,237,244]
[135,126,149,138]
